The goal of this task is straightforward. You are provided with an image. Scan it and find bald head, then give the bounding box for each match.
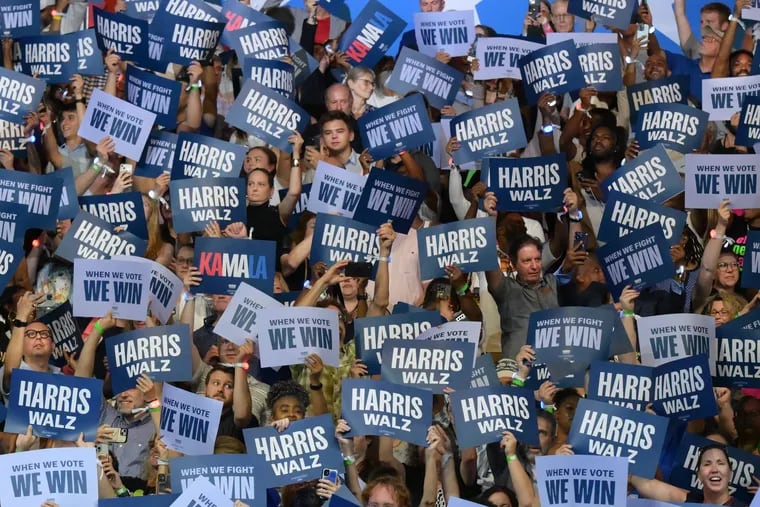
[325,84,352,114]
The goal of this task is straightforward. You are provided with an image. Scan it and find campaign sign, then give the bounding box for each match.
[715,326,760,388]
[0,447,98,507]
[473,36,543,81]
[380,338,475,393]
[597,225,675,298]
[125,65,181,129]
[101,495,179,505]
[637,313,716,374]
[450,384,538,448]
[0,168,61,229]
[257,306,340,368]
[535,455,628,507]
[6,369,102,441]
[170,476,232,507]
[214,281,281,345]
[0,0,39,38]
[170,177,246,233]
[587,360,653,412]
[338,0,407,68]
[229,21,288,61]
[72,258,150,321]
[519,40,585,105]
[341,378,431,447]
[470,353,500,388]
[354,310,443,375]
[243,414,344,487]
[310,214,380,269]
[567,0,637,30]
[289,37,320,88]
[219,0,272,46]
[684,154,760,210]
[0,234,25,292]
[417,217,498,280]
[648,354,717,422]
[160,383,222,456]
[526,306,614,388]
[567,398,668,478]
[742,230,760,288]
[37,301,82,369]
[79,89,156,161]
[0,202,29,242]
[136,130,177,178]
[243,59,294,99]
[598,191,685,247]
[0,119,28,157]
[354,169,427,234]
[386,47,463,110]
[702,75,760,121]
[124,0,159,21]
[0,67,44,124]
[736,94,760,146]
[449,98,527,165]
[93,7,148,62]
[627,75,690,126]
[55,210,146,262]
[413,10,475,58]
[106,324,193,394]
[360,94,435,160]
[170,454,260,503]
[53,167,79,220]
[111,255,184,325]
[172,133,246,180]
[601,145,682,204]
[193,237,276,295]
[148,10,224,66]
[226,79,310,153]
[17,30,104,82]
[415,320,482,355]
[634,103,709,154]
[161,0,223,22]
[485,154,567,212]
[574,43,622,92]
[79,191,148,240]
[307,162,365,219]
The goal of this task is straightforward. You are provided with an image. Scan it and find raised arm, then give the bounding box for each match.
[232,340,254,428]
[3,292,46,391]
[673,0,695,51]
[367,222,395,317]
[75,312,116,378]
[278,132,304,226]
[694,200,730,311]
[501,431,536,507]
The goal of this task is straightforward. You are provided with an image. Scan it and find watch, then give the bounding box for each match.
[13,319,28,328]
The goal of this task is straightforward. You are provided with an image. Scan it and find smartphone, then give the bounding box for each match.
[345,262,372,278]
[119,163,133,175]
[109,427,128,443]
[528,0,540,18]
[636,23,650,47]
[322,468,339,484]
[96,443,110,457]
[574,231,589,251]
[157,473,170,493]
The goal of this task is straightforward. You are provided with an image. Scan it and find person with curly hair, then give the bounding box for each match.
[266,379,310,429]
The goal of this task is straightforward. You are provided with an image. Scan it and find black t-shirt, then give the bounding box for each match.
[246,203,287,271]
[217,408,258,445]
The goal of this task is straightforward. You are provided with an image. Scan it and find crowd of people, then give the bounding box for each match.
[1,0,760,505]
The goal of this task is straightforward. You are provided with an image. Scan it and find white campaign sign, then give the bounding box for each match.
[72,258,150,320]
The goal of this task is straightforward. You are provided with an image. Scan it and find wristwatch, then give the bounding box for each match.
[13,319,28,328]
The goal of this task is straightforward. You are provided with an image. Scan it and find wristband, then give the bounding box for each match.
[156,459,170,466]
[511,373,525,387]
[541,124,554,135]
[710,229,726,241]
[456,282,469,296]
[506,454,518,463]
[310,383,323,391]
[115,486,130,497]
[378,256,390,263]
[343,454,356,466]
[185,83,202,92]
[93,320,104,334]
[220,362,249,370]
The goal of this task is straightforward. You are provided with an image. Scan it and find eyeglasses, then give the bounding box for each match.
[357,78,375,87]
[176,257,193,266]
[717,261,740,271]
[710,309,730,317]
[24,329,52,340]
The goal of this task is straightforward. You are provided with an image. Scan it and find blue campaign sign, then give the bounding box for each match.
[0,67,44,124]
[0,169,61,229]
[715,326,760,388]
[634,103,709,154]
[567,0,637,30]
[0,202,30,242]
[742,230,760,288]
[106,324,193,395]
[649,354,717,422]
[416,217,499,280]
[381,338,475,393]
[172,132,246,179]
[289,37,320,88]
[55,210,147,262]
[94,7,149,62]
[310,213,380,270]
[392,301,427,314]
[567,398,669,478]
[17,30,103,82]
[338,0,407,69]
[386,47,463,110]
[601,145,682,204]
[6,369,103,441]
[0,227,25,289]
[449,98,527,165]
[471,353,500,388]
[526,306,614,388]
[227,79,310,153]
[194,237,276,296]
[170,177,246,234]
[353,169,428,234]
[0,0,39,38]
[597,224,675,299]
[124,0,160,21]
[626,75,690,127]
[229,21,289,61]
[243,414,344,487]
[341,378,432,447]
[354,310,443,375]
[519,40,585,105]
[171,454,260,503]
[243,59,294,99]
[37,301,82,369]
[79,191,149,240]
[359,94,436,160]
[0,119,28,158]
[450,384,538,448]
[125,65,181,129]
[136,130,177,178]
[147,11,224,67]
[100,495,179,506]
[576,43,623,92]
[587,360,652,412]
[53,167,79,220]
[484,154,567,212]
[736,94,760,147]
[598,191,686,247]
[219,0,273,46]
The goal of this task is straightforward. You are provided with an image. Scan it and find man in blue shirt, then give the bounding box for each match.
[666,25,722,106]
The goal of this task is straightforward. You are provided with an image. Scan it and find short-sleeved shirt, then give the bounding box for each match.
[58,142,91,178]
[99,402,155,480]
